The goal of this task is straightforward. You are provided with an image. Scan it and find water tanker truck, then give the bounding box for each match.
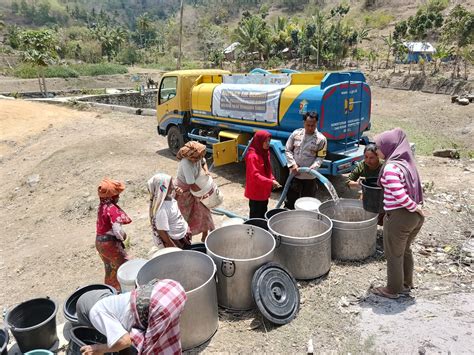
[156,68,372,184]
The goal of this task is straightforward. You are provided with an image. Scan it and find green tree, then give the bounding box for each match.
[11,1,19,14]
[431,43,453,74]
[91,25,128,61]
[367,49,378,71]
[19,29,59,96]
[234,13,270,61]
[7,25,22,49]
[441,5,474,78]
[36,1,52,26]
[135,12,155,47]
[350,26,370,67]
[117,44,141,65]
[392,40,408,73]
[382,32,394,68]
[310,9,326,67]
[460,46,473,79]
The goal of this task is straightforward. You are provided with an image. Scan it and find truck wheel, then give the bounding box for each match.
[167,126,184,156]
[270,151,288,186]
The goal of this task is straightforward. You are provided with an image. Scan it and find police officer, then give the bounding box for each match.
[285,111,327,209]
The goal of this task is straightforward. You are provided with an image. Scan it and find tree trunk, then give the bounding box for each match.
[37,68,47,97]
[463,59,467,80]
[316,39,319,68]
[176,0,184,70]
[42,74,47,97]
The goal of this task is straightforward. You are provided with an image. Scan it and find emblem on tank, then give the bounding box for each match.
[299,99,308,114]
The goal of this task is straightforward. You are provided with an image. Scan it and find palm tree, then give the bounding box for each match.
[311,9,326,68]
[460,46,473,80]
[136,13,153,47]
[431,44,453,74]
[367,49,378,71]
[235,15,270,61]
[353,26,370,67]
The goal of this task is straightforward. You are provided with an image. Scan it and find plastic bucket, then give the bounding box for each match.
[360,178,384,213]
[66,326,137,355]
[64,284,117,324]
[264,208,287,220]
[191,175,223,209]
[221,217,244,227]
[183,242,207,253]
[5,298,58,353]
[190,175,213,197]
[117,259,148,292]
[295,197,321,212]
[0,327,8,355]
[151,247,181,259]
[243,218,268,231]
[24,351,54,355]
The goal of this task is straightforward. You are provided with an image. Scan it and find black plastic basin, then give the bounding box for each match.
[5,298,58,353]
[0,327,8,355]
[64,284,117,324]
[183,242,207,253]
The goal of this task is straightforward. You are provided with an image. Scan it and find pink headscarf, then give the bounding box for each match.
[375,128,423,204]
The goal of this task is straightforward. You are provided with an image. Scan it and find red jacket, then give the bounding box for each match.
[244,150,274,201]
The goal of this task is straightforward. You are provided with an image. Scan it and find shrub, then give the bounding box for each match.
[79,41,103,64]
[117,45,142,65]
[12,63,127,78]
[13,63,79,78]
[70,63,128,76]
[362,11,394,29]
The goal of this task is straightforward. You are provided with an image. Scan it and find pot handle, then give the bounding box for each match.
[273,234,282,248]
[221,259,235,278]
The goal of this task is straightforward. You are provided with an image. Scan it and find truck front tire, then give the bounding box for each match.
[167,126,184,156]
[270,151,289,186]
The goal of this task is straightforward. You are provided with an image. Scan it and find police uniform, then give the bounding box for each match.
[284,128,327,209]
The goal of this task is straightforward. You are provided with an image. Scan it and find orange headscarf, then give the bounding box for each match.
[176,141,206,162]
[98,178,125,198]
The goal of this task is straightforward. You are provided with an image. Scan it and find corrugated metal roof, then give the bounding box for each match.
[403,42,436,53]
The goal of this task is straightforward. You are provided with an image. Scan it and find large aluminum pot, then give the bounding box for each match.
[136,251,218,350]
[268,210,332,280]
[205,225,275,310]
[318,199,378,261]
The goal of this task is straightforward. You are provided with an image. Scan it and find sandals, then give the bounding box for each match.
[371,287,400,299]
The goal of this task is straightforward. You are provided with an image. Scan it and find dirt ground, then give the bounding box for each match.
[1,80,473,354]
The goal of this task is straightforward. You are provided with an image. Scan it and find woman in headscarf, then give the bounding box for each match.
[244,130,280,219]
[96,178,132,292]
[147,173,191,249]
[175,141,215,242]
[371,128,424,299]
[77,278,186,355]
[345,144,383,189]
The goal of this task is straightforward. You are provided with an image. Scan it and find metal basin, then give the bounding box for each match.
[318,198,378,260]
[136,251,218,351]
[205,225,275,310]
[268,210,332,280]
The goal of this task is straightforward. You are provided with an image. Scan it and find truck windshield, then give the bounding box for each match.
[159,76,178,104]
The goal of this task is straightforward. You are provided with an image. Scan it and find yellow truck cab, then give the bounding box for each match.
[157,69,230,153]
[156,68,372,184]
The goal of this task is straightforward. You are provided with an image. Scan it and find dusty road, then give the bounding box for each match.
[1,85,473,353]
